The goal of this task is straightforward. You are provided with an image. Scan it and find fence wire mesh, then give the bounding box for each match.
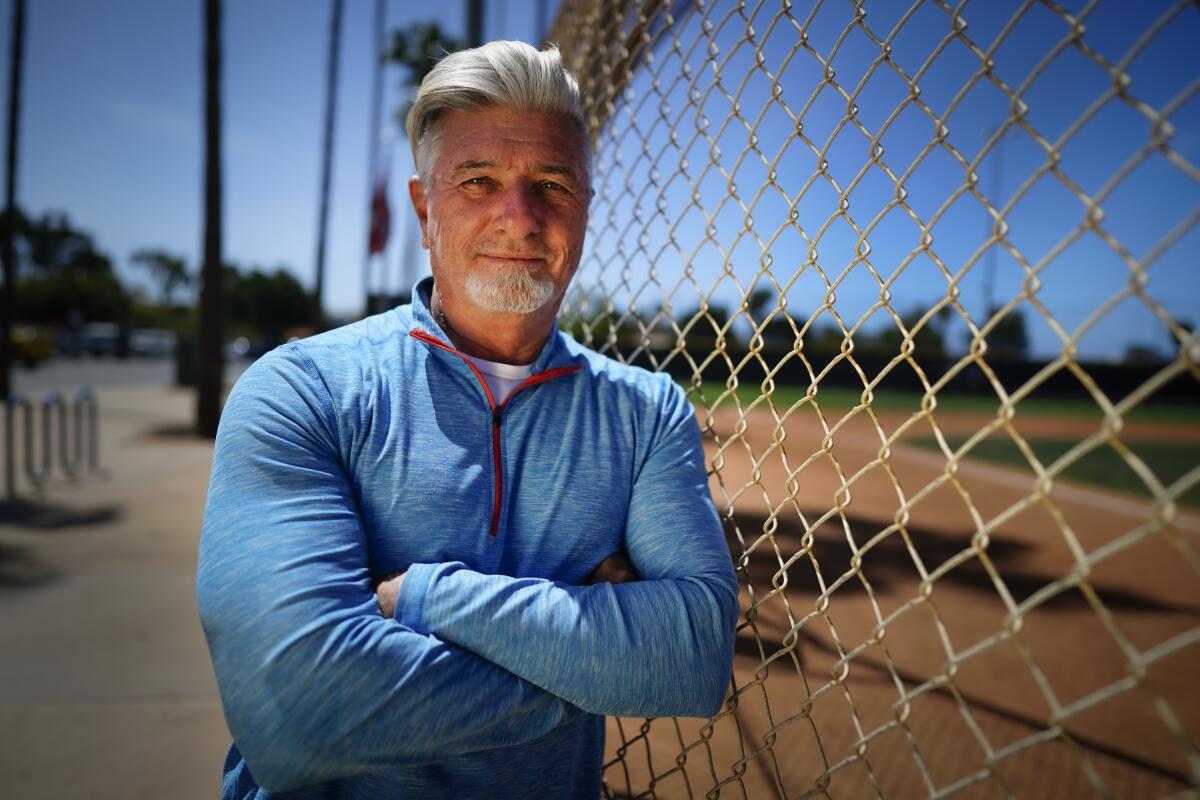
[549,0,1200,797]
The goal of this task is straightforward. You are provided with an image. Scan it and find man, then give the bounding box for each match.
[197,40,737,799]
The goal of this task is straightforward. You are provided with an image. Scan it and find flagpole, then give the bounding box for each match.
[312,0,343,330]
[362,0,386,317]
[400,183,418,301]
[366,151,392,298]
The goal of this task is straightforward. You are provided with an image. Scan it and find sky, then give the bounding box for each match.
[0,0,550,318]
[573,0,1199,362]
[2,0,1197,361]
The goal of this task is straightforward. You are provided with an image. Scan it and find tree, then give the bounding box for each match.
[871,305,952,361]
[224,265,310,342]
[17,268,128,326]
[131,249,191,307]
[744,287,774,322]
[742,286,801,348]
[980,305,1029,361]
[674,301,732,350]
[562,296,648,351]
[1169,317,1194,360]
[10,210,130,326]
[383,21,462,303]
[385,21,462,110]
[804,322,847,355]
[1,0,26,402]
[19,210,107,276]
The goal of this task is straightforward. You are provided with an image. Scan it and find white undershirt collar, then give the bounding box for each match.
[462,353,533,405]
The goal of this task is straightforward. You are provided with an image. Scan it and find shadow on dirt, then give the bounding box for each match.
[0,541,58,588]
[0,499,123,589]
[0,498,123,530]
[725,508,1197,618]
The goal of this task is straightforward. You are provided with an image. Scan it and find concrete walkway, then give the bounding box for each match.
[1,385,229,799]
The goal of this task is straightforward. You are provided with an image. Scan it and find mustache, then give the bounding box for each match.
[471,241,554,259]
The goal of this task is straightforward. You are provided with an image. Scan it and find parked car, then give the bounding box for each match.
[223,336,274,361]
[12,326,53,367]
[129,328,177,358]
[81,322,121,356]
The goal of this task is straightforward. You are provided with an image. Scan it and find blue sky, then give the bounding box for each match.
[575,0,1199,361]
[0,0,547,317]
[2,0,1197,361]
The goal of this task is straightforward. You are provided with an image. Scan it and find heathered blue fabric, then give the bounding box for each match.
[196,278,739,798]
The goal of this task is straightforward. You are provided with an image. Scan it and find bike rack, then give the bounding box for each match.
[3,388,101,498]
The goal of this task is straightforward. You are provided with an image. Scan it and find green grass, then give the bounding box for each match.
[909,436,1200,508]
[680,380,1199,506]
[681,381,1199,427]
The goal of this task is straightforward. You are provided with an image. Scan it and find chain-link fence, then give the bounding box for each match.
[550,0,1200,797]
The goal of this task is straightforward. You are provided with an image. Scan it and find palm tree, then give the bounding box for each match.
[197,0,224,438]
[131,249,191,307]
[384,22,461,300]
[1,0,27,404]
[385,21,462,104]
[1,0,26,499]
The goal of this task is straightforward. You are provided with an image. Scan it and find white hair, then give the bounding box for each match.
[406,40,591,185]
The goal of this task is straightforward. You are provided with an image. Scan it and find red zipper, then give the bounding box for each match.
[410,329,581,537]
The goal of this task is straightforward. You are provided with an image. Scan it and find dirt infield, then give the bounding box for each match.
[601,403,1200,799]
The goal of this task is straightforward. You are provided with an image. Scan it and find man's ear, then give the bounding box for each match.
[408,176,430,249]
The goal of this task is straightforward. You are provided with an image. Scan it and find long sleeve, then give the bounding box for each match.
[394,380,739,719]
[195,347,579,793]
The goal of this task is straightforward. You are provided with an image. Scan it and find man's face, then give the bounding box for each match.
[410,106,590,319]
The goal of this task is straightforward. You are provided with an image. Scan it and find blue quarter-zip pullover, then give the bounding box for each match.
[196,278,738,798]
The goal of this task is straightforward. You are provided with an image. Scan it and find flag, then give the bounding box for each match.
[368,176,390,255]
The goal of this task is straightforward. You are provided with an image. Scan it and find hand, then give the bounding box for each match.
[585,551,639,585]
[374,571,406,618]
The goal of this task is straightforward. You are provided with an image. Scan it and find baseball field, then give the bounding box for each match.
[601,385,1199,799]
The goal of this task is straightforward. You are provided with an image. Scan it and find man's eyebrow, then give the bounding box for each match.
[450,160,579,181]
[451,160,497,176]
[540,164,578,180]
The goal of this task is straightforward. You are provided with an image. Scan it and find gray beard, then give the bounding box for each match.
[465,268,556,314]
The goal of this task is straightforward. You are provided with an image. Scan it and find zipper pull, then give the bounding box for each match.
[492,406,503,428]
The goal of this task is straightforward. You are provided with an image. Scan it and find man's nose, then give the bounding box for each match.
[494,183,542,238]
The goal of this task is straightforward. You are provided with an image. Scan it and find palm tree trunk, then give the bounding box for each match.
[2,0,26,498]
[466,0,484,48]
[197,0,224,437]
[1,0,26,404]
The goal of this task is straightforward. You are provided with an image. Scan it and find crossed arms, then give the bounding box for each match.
[196,347,738,792]
[372,548,637,617]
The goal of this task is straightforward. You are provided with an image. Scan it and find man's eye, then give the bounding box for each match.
[539,181,568,193]
[464,177,492,186]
